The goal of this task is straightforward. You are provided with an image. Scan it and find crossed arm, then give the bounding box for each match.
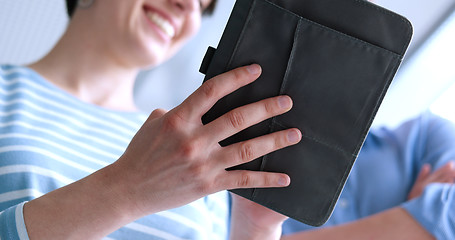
[282,208,433,240]
[283,161,455,240]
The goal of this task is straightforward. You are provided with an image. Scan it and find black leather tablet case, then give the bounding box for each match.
[199,0,412,226]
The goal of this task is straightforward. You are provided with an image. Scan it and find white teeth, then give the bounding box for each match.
[146,11,175,38]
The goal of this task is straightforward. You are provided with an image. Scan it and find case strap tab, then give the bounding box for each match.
[199,46,217,75]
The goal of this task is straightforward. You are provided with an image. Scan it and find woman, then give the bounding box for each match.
[0,0,302,239]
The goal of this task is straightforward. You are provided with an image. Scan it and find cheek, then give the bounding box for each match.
[183,16,202,41]
[133,14,202,67]
[165,16,201,56]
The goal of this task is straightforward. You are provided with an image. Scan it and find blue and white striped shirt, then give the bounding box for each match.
[0,65,229,240]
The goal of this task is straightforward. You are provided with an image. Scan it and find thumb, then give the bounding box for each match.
[149,108,168,120]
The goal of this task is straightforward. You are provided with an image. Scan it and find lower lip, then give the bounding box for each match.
[143,10,171,42]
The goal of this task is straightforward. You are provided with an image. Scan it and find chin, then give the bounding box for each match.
[129,44,167,69]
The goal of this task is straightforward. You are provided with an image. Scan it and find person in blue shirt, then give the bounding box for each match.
[0,0,302,239]
[278,0,455,236]
[281,111,455,240]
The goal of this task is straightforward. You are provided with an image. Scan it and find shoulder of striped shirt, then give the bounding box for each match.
[0,65,148,125]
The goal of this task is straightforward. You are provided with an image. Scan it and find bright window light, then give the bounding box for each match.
[429,11,455,122]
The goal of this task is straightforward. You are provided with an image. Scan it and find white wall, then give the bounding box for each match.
[378,12,455,126]
[0,0,68,64]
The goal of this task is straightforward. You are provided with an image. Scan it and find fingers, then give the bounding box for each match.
[210,128,301,191]
[220,170,291,190]
[204,96,293,143]
[430,161,455,183]
[414,162,455,188]
[415,164,431,182]
[175,64,262,121]
[219,129,302,169]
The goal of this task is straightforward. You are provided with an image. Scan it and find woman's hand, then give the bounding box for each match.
[24,64,301,240]
[408,161,455,200]
[112,64,302,217]
[229,194,288,240]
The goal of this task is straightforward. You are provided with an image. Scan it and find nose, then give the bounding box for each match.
[169,0,197,14]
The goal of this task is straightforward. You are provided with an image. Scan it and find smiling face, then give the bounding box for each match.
[71,0,213,69]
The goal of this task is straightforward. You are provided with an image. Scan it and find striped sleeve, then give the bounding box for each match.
[0,64,229,239]
[0,202,30,240]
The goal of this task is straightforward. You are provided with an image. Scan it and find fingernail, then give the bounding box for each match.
[246,64,261,75]
[278,176,289,186]
[278,96,292,109]
[287,130,301,144]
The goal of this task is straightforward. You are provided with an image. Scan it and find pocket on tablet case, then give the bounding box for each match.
[200,0,412,226]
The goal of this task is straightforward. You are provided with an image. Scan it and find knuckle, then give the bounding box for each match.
[179,139,200,159]
[232,68,244,82]
[239,142,255,162]
[263,100,276,115]
[275,132,288,148]
[188,163,206,178]
[237,172,252,188]
[147,109,167,122]
[201,80,218,100]
[196,178,214,194]
[151,108,167,116]
[227,110,245,129]
[262,175,272,187]
[162,114,181,131]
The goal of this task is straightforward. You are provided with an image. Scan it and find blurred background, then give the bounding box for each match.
[1,0,454,128]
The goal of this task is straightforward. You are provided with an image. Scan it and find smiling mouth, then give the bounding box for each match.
[145,10,176,39]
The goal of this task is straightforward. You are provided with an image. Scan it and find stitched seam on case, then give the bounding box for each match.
[255,140,356,227]
[279,20,302,96]
[252,7,301,201]
[272,22,401,157]
[264,0,405,57]
[226,0,256,70]
[300,17,400,58]
[262,161,354,226]
[273,121,356,158]
[249,0,408,225]
[259,122,358,226]
[352,0,413,55]
[352,57,400,156]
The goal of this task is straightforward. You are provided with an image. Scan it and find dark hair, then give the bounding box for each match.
[66,0,77,18]
[65,0,218,18]
[203,0,218,16]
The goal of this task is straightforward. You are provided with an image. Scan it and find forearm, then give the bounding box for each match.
[230,225,282,240]
[23,163,139,240]
[282,207,434,240]
[229,211,282,240]
[229,195,284,240]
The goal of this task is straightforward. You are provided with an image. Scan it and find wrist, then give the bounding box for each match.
[229,209,284,240]
[23,163,138,239]
[230,222,283,240]
[90,162,140,221]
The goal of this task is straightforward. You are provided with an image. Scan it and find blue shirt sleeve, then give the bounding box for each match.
[401,113,455,239]
[283,112,455,237]
[402,184,455,240]
[0,202,30,240]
